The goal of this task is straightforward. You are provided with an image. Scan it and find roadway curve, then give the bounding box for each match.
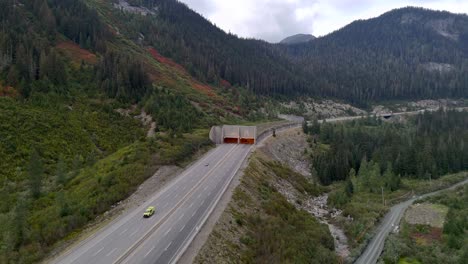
[355,178,468,264]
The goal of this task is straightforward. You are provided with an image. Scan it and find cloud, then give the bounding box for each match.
[178,0,468,42]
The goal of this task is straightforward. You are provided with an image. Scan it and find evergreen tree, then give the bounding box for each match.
[28,150,43,199]
[12,198,27,249]
[55,156,66,187]
[345,177,354,197]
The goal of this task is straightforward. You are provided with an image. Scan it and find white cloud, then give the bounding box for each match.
[178,0,468,42]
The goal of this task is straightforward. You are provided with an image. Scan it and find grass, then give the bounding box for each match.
[398,257,421,264]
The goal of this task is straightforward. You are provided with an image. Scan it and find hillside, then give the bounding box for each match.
[91,2,468,104]
[195,151,337,263]
[0,1,268,262]
[283,7,468,104]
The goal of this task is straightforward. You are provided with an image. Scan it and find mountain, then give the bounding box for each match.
[0,1,267,262]
[97,2,468,104]
[280,34,316,45]
[282,7,468,104]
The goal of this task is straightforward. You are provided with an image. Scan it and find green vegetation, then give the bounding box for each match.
[0,1,218,261]
[303,110,468,256]
[239,163,333,263]
[0,99,212,262]
[144,87,205,133]
[307,110,468,185]
[381,185,468,264]
[195,154,336,263]
[106,1,468,104]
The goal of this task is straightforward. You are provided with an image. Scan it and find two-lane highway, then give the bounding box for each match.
[52,143,253,264]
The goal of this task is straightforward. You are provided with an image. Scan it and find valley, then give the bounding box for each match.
[0,1,467,263]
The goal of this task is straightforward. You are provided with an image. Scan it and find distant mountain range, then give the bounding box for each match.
[280,34,316,45]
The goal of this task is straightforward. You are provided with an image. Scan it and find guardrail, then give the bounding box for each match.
[256,122,302,143]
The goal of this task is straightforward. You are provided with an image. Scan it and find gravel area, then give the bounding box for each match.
[404,203,449,228]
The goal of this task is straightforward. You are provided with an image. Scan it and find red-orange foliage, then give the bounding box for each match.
[411,227,443,245]
[191,82,216,97]
[148,47,187,74]
[0,84,18,98]
[56,41,97,64]
[220,79,232,88]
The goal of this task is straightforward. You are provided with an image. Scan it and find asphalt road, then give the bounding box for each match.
[52,143,253,264]
[53,108,465,264]
[355,177,468,264]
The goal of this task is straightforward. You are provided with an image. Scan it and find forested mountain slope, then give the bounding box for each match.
[284,7,468,104]
[107,0,307,96]
[104,1,468,104]
[0,1,262,262]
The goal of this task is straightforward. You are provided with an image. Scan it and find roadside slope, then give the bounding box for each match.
[194,148,338,263]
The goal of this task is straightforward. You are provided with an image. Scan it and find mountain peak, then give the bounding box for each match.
[280,34,315,45]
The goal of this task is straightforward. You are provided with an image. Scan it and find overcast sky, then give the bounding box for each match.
[178,0,468,42]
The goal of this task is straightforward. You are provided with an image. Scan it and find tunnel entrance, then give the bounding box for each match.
[240,138,255,145]
[224,138,239,144]
[210,125,257,145]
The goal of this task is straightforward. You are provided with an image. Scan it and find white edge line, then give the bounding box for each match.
[53,145,229,264]
[168,145,253,264]
[144,246,155,258]
[92,247,104,257]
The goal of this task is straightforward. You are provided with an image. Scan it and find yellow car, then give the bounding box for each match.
[143,206,155,218]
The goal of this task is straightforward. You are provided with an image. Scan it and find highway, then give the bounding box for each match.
[52,143,253,264]
[52,108,465,264]
[355,177,468,264]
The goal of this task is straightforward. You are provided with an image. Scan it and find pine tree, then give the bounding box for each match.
[345,177,354,197]
[357,157,369,191]
[55,156,66,187]
[28,150,43,199]
[12,198,27,249]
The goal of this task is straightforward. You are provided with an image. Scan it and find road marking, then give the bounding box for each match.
[119,228,128,236]
[167,145,254,264]
[129,230,138,237]
[192,210,196,217]
[58,145,232,264]
[144,246,155,258]
[106,248,118,257]
[92,247,104,257]
[189,202,194,208]
[179,225,186,232]
[114,145,240,264]
[197,193,202,199]
[164,227,172,237]
[201,199,205,205]
[164,242,173,251]
[177,213,185,222]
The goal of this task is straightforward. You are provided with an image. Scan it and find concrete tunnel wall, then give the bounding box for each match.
[209,125,257,145]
